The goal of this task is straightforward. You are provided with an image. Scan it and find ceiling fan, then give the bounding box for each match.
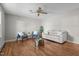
[29,7,48,16]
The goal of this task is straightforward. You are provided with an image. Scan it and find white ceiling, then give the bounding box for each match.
[1,3,79,18]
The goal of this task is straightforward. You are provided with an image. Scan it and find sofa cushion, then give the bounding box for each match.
[44,31,49,35]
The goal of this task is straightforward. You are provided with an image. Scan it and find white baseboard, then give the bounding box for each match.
[0,42,5,52]
[5,38,79,45]
[67,40,79,44]
[5,38,23,42]
[5,39,16,42]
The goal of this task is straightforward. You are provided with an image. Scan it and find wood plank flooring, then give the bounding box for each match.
[1,38,79,56]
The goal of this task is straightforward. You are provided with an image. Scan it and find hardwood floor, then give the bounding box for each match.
[1,38,79,56]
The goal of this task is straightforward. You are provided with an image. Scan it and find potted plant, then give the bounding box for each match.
[39,26,44,46]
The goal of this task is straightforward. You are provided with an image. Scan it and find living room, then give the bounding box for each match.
[0,3,79,56]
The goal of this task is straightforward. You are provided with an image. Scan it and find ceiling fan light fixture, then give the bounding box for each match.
[37,13,40,16]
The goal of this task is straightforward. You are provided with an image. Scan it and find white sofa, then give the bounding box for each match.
[42,30,68,43]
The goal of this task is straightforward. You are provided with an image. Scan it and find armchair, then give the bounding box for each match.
[16,32,28,42]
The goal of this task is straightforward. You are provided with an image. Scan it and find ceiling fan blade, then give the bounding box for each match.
[41,11,48,14]
[29,10,36,13]
[29,10,33,13]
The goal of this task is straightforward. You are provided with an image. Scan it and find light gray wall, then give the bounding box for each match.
[42,13,79,44]
[0,11,1,37]
[5,14,42,41]
[0,5,5,49]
